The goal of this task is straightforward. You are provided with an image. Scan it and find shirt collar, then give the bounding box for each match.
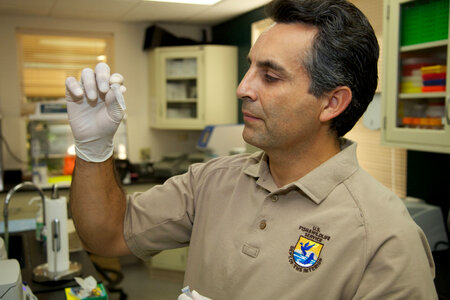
[243,139,359,204]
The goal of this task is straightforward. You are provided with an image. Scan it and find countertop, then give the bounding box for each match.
[0,181,158,225]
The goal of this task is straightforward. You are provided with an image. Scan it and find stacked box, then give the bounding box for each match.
[401,0,449,46]
[421,65,446,92]
[401,63,427,93]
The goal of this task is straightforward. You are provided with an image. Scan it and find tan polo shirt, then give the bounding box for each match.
[124,139,437,299]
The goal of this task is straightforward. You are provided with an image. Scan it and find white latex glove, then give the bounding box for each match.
[178,290,212,300]
[65,63,126,162]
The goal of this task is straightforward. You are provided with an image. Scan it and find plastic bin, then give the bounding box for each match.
[401,0,449,46]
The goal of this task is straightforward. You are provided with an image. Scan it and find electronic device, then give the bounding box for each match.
[404,198,449,251]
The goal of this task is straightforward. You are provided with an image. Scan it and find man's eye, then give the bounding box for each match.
[264,73,279,83]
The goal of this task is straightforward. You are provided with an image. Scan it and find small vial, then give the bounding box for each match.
[181,286,193,298]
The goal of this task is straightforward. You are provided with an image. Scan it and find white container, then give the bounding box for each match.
[425,102,445,129]
[425,102,445,118]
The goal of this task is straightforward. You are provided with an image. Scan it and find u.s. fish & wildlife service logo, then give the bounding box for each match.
[288,225,330,273]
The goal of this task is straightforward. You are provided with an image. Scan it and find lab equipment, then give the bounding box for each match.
[33,184,82,282]
[177,153,205,174]
[403,198,449,251]
[45,185,70,273]
[3,182,46,254]
[197,124,245,159]
[3,181,81,282]
[0,259,38,300]
[153,153,188,178]
[0,259,23,300]
[28,113,128,187]
[28,197,44,241]
[0,237,6,260]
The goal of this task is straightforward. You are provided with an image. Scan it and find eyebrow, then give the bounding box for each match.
[248,56,292,79]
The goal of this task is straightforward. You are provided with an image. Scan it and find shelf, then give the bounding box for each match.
[167,99,197,103]
[400,40,448,52]
[382,0,450,153]
[399,92,447,99]
[394,126,446,132]
[166,76,197,81]
[34,154,66,159]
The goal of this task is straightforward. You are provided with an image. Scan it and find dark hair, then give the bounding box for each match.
[266,0,379,137]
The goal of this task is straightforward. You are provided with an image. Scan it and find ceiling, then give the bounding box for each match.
[0,0,272,26]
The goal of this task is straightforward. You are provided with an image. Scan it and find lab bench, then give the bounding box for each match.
[0,182,157,224]
[0,182,157,298]
[2,230,101,300]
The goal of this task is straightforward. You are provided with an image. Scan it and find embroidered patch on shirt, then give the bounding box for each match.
[288,225,331,273]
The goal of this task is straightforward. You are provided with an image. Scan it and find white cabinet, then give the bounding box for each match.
[148,45,238,130]
[382,0,450,153]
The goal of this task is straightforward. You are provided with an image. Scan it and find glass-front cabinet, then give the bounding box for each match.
[148,45,238,130]
[161,53,202,123]
[382,0,450,153]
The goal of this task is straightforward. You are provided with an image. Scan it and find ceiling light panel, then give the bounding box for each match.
[144,0,222,5]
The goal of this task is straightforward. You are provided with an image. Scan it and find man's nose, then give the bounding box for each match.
[236,69,257,102]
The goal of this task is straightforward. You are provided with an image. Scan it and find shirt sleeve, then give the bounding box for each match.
[352,224,437,300]
[123,169,199,261]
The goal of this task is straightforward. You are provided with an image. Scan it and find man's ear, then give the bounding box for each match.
[319,86,352,122]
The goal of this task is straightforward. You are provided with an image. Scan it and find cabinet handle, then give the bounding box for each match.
[447,97,450,125]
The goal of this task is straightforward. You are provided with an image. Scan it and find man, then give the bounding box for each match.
[66,0,437,299]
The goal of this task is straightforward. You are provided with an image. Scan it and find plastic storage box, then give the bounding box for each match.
[401,0,449,46]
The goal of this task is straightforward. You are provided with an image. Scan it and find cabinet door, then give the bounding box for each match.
[156,50,204,129]
[383,0,450,153]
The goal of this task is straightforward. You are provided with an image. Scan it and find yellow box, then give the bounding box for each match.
[65,283,107,300]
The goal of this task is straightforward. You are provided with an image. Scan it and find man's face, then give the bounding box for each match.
[237,23,326,153]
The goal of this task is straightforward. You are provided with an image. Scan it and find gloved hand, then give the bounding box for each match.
[65,62,126,162]
[178,290,212,300]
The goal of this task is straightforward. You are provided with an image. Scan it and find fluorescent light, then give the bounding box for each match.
[144,0,222,5]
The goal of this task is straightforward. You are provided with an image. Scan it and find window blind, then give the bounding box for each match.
[17,31,113,101]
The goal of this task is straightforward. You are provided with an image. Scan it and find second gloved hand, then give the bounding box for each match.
[65,63,126,162]
[178,290,212,300]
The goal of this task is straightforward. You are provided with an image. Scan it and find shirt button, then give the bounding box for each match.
[271,195,279,202]
[259,220,267,230]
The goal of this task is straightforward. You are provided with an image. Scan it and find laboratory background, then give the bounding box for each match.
[0,0,449,299]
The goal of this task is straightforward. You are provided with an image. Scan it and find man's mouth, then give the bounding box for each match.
[242,110,261,121]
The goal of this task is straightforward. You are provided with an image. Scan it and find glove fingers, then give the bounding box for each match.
[65,77,84,100]
[105,89,125,123]
[178,294,192,300]
[192,290,211,300]
[81,68,98,101]
[109,73,124,85]
[95,62,111,93]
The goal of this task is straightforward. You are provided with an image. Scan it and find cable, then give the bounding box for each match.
[0,133,27,164]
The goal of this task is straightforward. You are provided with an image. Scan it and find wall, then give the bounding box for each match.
[212,6,266,123]
[0,14,206,172]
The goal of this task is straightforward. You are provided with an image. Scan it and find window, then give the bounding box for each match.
[17,31,113,102]
[15,31,123,187]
